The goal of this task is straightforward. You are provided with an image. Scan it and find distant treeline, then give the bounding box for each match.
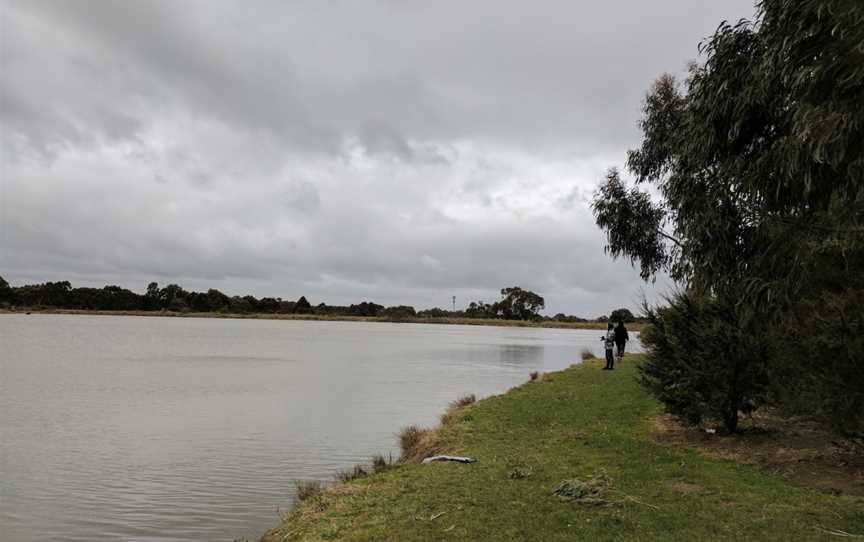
[0,277,637,323]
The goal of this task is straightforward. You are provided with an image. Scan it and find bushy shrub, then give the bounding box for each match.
[639,292,769,432]
[769,288,864,438]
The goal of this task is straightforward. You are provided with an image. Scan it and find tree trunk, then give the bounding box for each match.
[724,409,739,433]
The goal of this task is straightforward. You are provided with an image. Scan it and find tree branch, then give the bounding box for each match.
[658,230,683,248]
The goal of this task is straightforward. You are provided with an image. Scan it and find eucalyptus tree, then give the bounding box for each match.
[593,0,864,434]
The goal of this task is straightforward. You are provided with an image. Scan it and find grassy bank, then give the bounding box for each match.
[0,308,625,330]
[263,357,863,541]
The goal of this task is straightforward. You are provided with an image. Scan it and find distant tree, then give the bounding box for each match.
[159,284,187,310]
[228,296,252,313]
[347,302,384,317]
[257,297,280,313]
[497,287,545,320]
[205,289,230,311]
[144,282,160,310]
[186,291,207,312]
[609,308,635,323]
[0,275,14,304]
[98,285,141,310]
[417,307,448,318]
[554,313,588,323]
[294,296,312,314]
[382,305,416,319]
[465,301,496,319]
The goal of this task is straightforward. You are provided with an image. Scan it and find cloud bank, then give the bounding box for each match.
[0,0,755,315]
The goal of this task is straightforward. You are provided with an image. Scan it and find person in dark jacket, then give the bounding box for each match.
[614,321,629,359]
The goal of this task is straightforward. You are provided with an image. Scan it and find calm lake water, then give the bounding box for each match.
[0,314,641,541]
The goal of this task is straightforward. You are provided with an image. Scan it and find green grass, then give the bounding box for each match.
[263,357,864,541]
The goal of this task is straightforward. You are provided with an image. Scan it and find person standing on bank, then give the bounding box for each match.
[614,321,629,360]
[602,322,616,370]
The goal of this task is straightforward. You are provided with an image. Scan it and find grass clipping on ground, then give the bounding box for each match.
[262,356,864,542]
[553,472,615,506]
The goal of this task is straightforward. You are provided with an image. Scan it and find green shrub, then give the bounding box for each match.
[769,288,864,438]
[639,292,769,432]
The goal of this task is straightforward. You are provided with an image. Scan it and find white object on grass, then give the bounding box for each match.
[421,455,476,464]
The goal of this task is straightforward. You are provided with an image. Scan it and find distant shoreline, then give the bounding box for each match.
[0,308,641,331]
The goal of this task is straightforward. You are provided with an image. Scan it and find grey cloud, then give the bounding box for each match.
[4,0,756,158]
[0,0,755,315]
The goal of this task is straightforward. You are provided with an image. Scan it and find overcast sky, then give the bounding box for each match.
[1,0,756,316]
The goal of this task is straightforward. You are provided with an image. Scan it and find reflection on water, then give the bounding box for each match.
[0,315,640,541]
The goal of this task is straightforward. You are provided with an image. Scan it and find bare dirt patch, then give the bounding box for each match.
[653,412,864,496]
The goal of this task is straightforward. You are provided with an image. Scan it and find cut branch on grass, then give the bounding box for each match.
[816,526,864,538]
[613,491,661,510]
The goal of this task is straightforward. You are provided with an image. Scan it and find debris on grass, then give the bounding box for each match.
[815,525,863,538]
[580,347,595,360]
[508,466,533,479]
[414,511,448,521]
[553,472,615,506]
[421,455,476,464]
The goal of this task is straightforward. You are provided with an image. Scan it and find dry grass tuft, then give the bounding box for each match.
[580,347,595,360]
[294,480,323,502]
[334,464,368,483]
[450,393,477,408]
[397,424,441,463]
[440,393,477,425]
[439,410,455,426]
[371,453,395,473]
